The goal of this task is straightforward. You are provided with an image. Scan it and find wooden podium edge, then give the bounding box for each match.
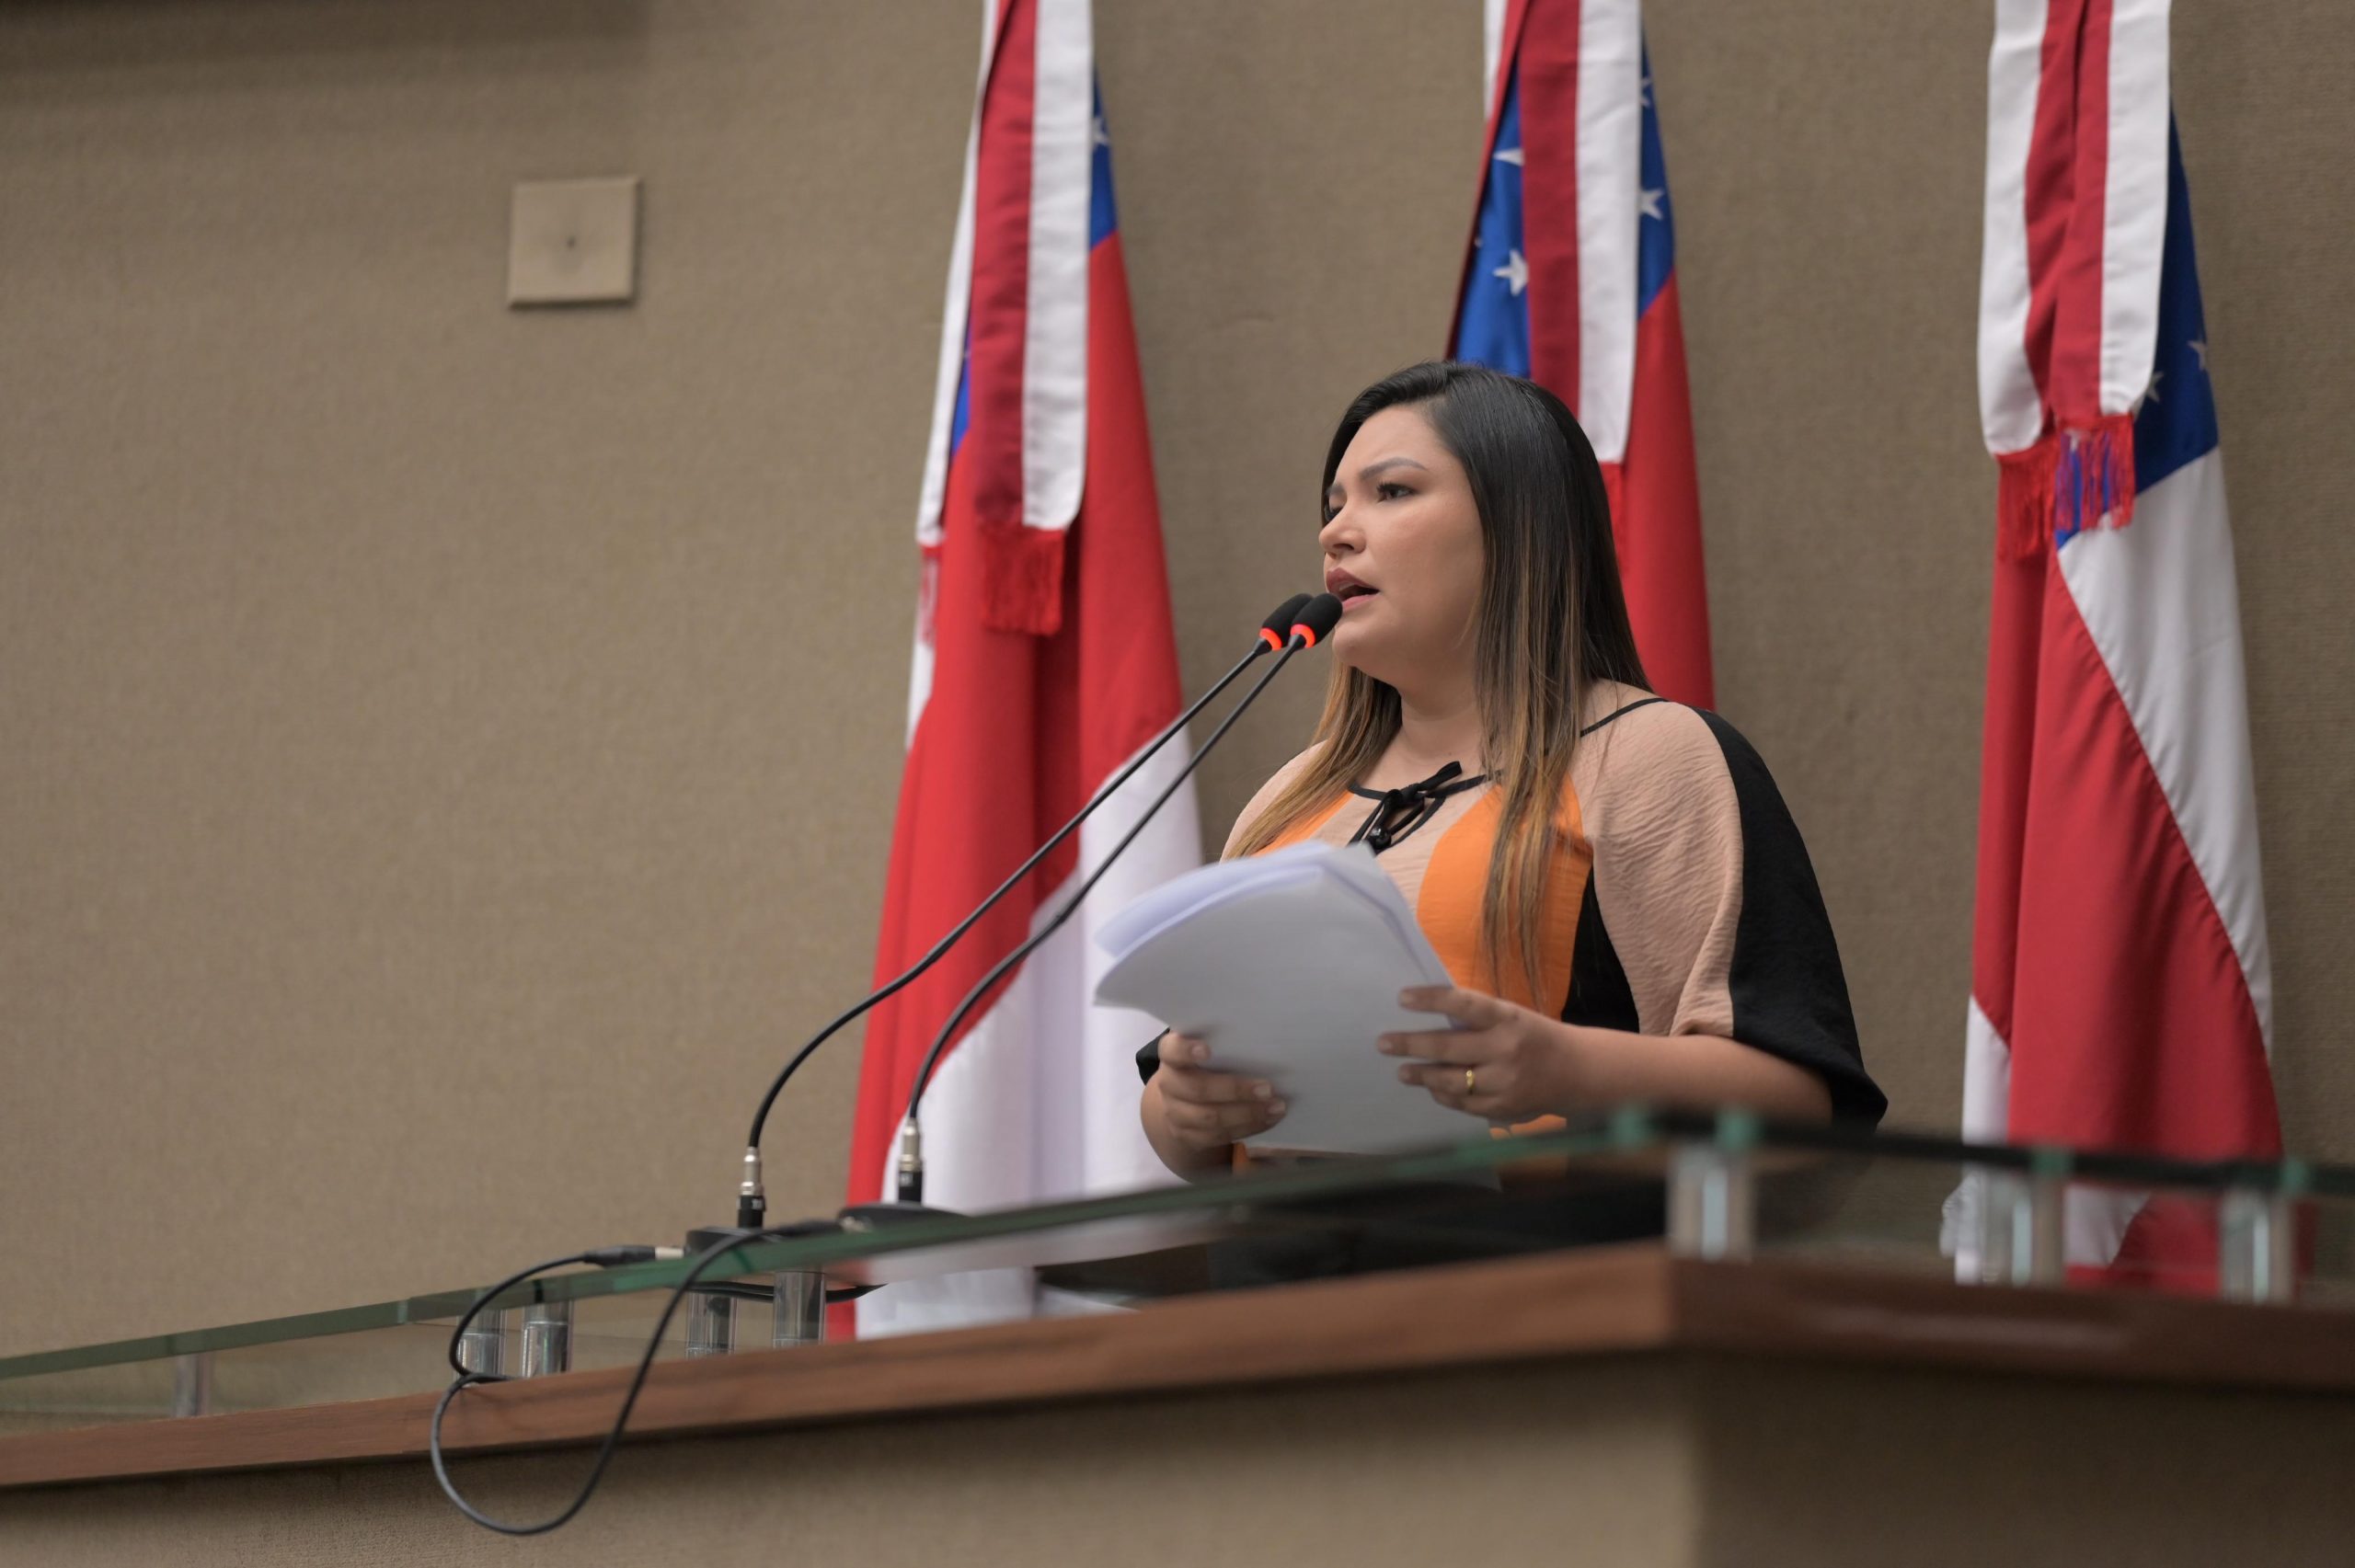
[1671,1254,2355,1391]
[2,1246,2349,1492]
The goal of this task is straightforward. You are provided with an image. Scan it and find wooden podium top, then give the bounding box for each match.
[4,1243,2351,1492]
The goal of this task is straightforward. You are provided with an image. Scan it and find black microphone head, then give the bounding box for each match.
[1290,592,1344,648]
[1258,592,1315,649]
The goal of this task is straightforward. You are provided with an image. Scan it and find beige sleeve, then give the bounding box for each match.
[1570,705,1743,1038]
[1220,745,1326,859]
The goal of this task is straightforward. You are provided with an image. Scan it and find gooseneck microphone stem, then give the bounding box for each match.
[436,598,1333,1541]
[729,594,1314,1230]
[896,597,1338,1204]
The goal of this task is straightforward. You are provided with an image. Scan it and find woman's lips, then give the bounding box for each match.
[1338,589,1379,612]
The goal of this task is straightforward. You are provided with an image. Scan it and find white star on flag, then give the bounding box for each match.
[1495,247,1529,295]
[1641,74,1653,109]
[1093,116,1109,148]
[2189,338,2208,371]
[1494,145,1523,167]
[1639,187,1664,221]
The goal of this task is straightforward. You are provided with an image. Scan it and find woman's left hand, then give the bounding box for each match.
[1380,985,1580,1125]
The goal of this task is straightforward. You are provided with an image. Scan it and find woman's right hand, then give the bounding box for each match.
[1145,1032,1287,1164]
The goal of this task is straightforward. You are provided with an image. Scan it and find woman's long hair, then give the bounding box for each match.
[1231,361,1648,1000]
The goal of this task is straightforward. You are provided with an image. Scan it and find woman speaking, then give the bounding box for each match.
[1140,361,1885,1178]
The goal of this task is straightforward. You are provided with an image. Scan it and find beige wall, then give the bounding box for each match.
[3,1356,2351,1565]
[3,0,2353,1359]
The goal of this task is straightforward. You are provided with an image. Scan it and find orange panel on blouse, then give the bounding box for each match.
[1137,681,1884,1139]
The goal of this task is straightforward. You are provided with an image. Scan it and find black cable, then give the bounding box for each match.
[429,1230,780,1537]
[898,638,1308,1198]
[431,1245,677,1386]
[435,601,1325,1531]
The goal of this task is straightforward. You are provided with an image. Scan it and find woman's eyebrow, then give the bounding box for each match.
[1326,455,1430,503]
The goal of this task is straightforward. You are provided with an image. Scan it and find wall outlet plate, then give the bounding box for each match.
[509,177,639,306]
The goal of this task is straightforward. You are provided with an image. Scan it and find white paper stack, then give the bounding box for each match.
[1092,842,1479,1154]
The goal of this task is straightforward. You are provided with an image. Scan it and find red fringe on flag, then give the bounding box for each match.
[976,521,1066,635]
[1995,434,2057,562]
[2061,411,2139,538]
[1996,413,2138,560]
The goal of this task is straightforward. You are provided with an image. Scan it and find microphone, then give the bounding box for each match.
[721,593,1316,1234]
[892,591,1343,1206]
[444,598,1338,1537]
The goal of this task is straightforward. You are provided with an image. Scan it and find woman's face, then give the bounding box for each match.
[1318,404,1486,692]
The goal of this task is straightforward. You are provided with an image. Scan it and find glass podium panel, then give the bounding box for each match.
[2,1111,2349,1438]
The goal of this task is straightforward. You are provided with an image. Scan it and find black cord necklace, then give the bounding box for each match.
[1347,761,1485,853]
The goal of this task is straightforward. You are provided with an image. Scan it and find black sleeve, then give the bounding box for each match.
[1562,879,1643,1034]
[1694,711,1887,1127]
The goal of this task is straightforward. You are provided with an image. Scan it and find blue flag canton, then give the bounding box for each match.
[1453,41,1678,375]
[1090,82,1119,248]
[1635,44,1673,315]
[2131,116,2219,498]
[1455,74,1531,372]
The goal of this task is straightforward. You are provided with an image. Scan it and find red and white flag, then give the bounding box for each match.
[1452,0,1714,708]
[844,0,1198,1330]
[1959,0,2280,1288]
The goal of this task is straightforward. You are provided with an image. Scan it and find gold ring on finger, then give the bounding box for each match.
[1465,1067,1476,1096]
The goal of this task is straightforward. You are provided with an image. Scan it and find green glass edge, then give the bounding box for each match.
[0,1111,1666,1382]
[7,1110,2351,1383]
